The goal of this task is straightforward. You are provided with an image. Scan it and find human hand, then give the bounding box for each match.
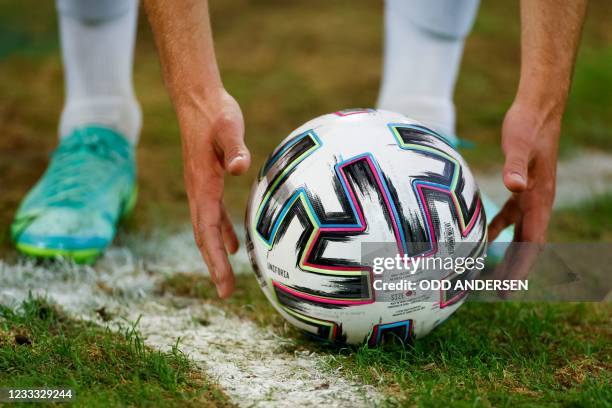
[487,101,561,288]
[177,88,251,298]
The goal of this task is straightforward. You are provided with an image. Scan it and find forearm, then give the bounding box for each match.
[144,0,222,105]
[516,0,588,115]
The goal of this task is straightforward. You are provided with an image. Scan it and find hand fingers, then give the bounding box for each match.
[487,196,520,241]
[203,220,236,298]
[221,205,240,254]
[493,240,540,299]
[192,206,236,298]
[502,148,529,193]
[214,114,251,176]
[493,204,549,298]
[501,110,532,193]
[518,201,551,247]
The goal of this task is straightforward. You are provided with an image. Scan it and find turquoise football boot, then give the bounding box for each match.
[11,126,137,264]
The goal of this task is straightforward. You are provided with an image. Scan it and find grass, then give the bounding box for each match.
[0,0,611,406]
[158,194,612,406]
[457,1,612,166]
[548,194,612,242]
[1,0,611,235]
[160,274,612,407]
[1,187,602,407]
[324,302,611,407]
[0,297,233,407]
[324,195,612,406]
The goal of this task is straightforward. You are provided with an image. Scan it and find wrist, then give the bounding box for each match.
[511,96,565,134]
[167,79,225,106]
[515,73,571,120]
[173,86,239,140]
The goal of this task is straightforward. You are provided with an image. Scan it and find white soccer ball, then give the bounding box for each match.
[245,109,486,345]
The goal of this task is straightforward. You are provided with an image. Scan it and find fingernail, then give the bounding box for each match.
[229,154,244,166]
[510,172,525,183]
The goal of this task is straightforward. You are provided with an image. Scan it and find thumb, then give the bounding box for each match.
[215,116,251,176]
[502,148,528,193]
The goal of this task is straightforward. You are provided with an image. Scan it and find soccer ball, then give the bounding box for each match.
[245,109,486,345]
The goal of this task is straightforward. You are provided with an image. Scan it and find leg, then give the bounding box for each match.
[57,0,141,143]
[377,0,512,260]
[377,0,480,138]
[11,0,140,263]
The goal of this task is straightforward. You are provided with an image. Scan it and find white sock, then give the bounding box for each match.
[57,0,141,144]
[377,0,480,138]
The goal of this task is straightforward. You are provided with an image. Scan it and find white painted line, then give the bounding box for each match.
[135,299,380,407]
[2,150,610,406]
[0,238,381,407]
